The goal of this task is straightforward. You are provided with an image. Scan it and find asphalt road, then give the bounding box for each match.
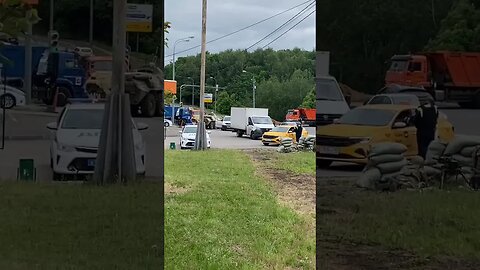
[164,126,316,150]
[2,106,478,180]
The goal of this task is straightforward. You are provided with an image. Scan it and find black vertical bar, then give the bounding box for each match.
[1,65,6,150]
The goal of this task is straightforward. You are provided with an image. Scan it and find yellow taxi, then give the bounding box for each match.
[262,124,309,146]
[316,104,454,167]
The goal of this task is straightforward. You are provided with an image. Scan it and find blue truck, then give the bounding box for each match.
[165,105,193,126]
[0,45,89,105]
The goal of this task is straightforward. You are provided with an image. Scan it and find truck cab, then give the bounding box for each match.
[246,115,274,140]
[316,76,350,125]
[385,55,430,89]
[40,51,88,105]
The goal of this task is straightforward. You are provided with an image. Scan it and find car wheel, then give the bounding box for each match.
[164,121,170,127]
[263,142,269,146]
[141,93,156,117]
[56,87,71,107]
[154,94,162,117]
[316,159,333,169]
[0,94,16,109]
[236,131,243,137]
[52,172,62,181]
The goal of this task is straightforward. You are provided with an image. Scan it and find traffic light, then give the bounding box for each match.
[49,30,59,50]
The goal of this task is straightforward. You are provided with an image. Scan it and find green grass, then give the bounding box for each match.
[165,150,315,269]
[269,151,315,176]
[0,182,163,269]
[320,186,480,259]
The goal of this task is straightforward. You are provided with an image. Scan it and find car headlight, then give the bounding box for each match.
[57,142,76,152]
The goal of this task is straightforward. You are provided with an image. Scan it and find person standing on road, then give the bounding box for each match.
[295,123,303,143]
[414,98,439,159]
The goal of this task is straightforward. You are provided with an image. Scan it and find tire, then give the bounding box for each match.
[236,130,244,137]
[131,105,140,117]
[141,93,156,117]
[52,172,62,181]
[164,121,170,127]
[154,94,162,117]
[316,159,333,169]
[263,142,269,146]
[0,93,16,109]
[56,87,70,107]
[250,132,255,140]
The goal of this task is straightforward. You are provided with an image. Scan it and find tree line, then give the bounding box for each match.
[316,0,480,93]
[164,48,315,121]
[33,0,164,54]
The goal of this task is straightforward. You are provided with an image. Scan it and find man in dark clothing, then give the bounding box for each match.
[295,123,303,143]
[414,99,439,159]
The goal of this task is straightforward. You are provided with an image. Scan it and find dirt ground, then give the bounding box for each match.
[317,178,480,270]
[246,150,480,269]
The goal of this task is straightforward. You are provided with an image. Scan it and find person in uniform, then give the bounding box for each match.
[414,98,439,159]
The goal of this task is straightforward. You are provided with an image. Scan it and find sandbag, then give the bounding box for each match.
[277,145,285,152]
[444,136,480,156]
[452,154,473,166]
[369,154,404,166]
[423,166,441,177]
[425,141,447,165]
[370,143,407,157]
[410,156,425,166]
[460,146,477,158]
[376,159,408,174]
[356,168,381,189]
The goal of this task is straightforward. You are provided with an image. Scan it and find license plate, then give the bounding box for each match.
[319,146,339,155]
[87,159,96,167]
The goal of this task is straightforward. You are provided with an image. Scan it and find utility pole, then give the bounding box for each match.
[49,0,54,31]
[94,0,136,184]
[194,0,208,150]
[214,84,218,112]
[89,0,94,44]
[24,10,33,105]
[252,78,256,108]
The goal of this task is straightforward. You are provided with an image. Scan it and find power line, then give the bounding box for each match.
[246,1,315,51]
[164,0,314,59]
[262,9,315,49]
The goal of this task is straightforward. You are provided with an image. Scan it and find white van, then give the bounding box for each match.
[316,76,350,125]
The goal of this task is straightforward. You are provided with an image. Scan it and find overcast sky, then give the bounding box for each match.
[164,0,316,63]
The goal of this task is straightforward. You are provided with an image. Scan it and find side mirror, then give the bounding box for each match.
[46,122,57,130]
[393,122,407,129]
[137,122,149,131]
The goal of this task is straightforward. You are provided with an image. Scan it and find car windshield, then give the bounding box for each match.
[252,116,272,124]
[183,126,197,133]
[338,108,396,126]
[271,126,291,132]
[392,96,420,106]
[316,78,344,101]
[389,60,408,71]
[223,116,230,121]
[61,109,104,129]
[92,61,112,71]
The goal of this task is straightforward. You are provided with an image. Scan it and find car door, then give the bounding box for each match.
[391,109,417,156]
[246,117,254,135]
[287,127,296,140]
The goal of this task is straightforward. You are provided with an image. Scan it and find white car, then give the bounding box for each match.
[221,115,231,131]
[74,47,93,57]
[0,85,26,109]
[164,119,173,127]
[179,124,211,149]
[46,103,147,180]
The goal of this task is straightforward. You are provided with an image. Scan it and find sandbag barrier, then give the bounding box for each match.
[277,136,315,153]
[358,137,480,191]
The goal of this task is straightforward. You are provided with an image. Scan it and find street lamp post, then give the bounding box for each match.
[172,36,194,81]
[242,70,256,108]
[209,76,218,112]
